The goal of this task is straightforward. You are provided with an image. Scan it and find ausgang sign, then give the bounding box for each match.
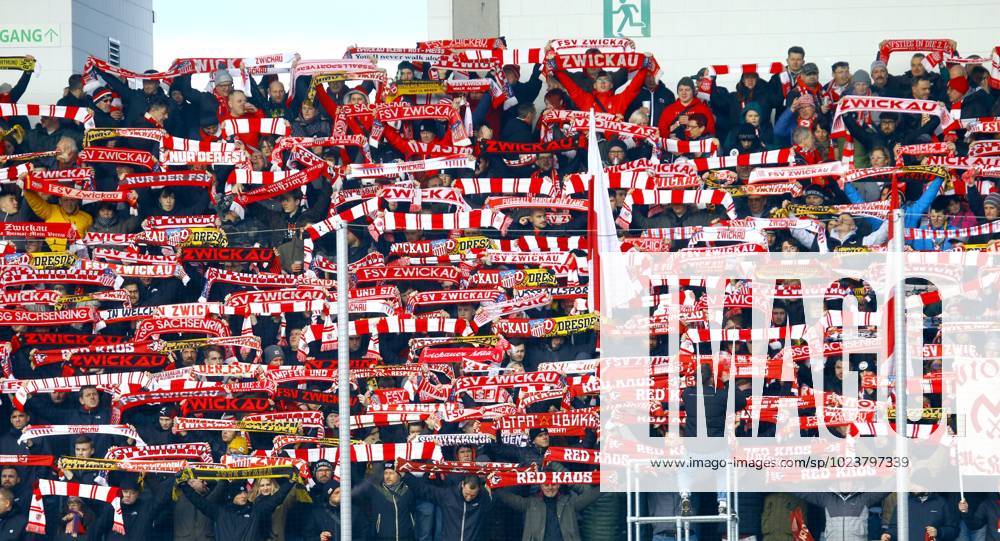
[0,26,61,48]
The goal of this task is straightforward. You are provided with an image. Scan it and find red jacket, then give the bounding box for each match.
[656,98,716,138]
[555,68,648,117]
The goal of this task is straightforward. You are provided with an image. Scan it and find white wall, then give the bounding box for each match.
[0,0,74,104]
[72,0,154,75]
[427,0,453,42]
[432,0,1000,89]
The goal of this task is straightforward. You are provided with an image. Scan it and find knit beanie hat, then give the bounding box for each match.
[983,193,1000,210]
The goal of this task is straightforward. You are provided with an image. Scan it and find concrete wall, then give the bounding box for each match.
[0,0,152,104]
[71,0,154,74]
[431,0,1000,89]
[452,0,499,39]
[0,0,74,104]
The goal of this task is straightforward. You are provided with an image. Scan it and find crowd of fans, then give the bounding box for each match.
[0,34,996,541]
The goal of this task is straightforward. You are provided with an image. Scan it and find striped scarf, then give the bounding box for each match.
[28,480,123,535]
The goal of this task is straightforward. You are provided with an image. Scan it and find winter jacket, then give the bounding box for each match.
[173,483,220,541]
[962,495,1000,541]
[656,97,716,138]
[407,476,493,541]
[22,190,93,250]
[626,81,676,127]
[0,506,26,541]
[96,67,176,129]
[556,68,649,117]
[355,463,418,541]
[0,70,31,104]
[179,479,294,541]
[681,382,748,437]
[496,486,601,541]
[796,492,888,541]
[101,481,174,540]
[885,493,959,541]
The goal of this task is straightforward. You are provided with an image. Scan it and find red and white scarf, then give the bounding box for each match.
[105,443,214,463]
[0,103,95,130]
[119,171,213,191]
[219,117,290,139]
[617,189,737,228]
[28,480,123,535]
[369,210,511,238]
[831,96,959,139]
[452,177,557,197]
[894,142,954,165]
[688,148,794,171]
[706,62,783,76]
[26,168,95,185]
[18,424,144,446]
[747,161,844,184]
[346,155,475,179]
[78,147,156,169]
[877,38,955,64]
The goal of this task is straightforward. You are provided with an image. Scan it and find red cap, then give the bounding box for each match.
[948,77,969,95]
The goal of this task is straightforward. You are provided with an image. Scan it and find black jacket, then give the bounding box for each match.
[408,476,494,541]
[681,382,748,437]
[101,481,173,540]
[179,479,294,541]
[0,507,26,541]
[963,494,1000,541]
[96,67,177,130]
[886,493,959,541]
[356,463,418,541]
[626,81,675,127]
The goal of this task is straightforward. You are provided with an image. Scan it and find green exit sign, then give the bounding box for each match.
[604,0,650,38]
[0,26,61,48]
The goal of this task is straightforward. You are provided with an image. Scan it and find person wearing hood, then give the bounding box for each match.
[657,77,716,139]
[178,474,297,541]
[0,185,38,251]
[775,94,827,147]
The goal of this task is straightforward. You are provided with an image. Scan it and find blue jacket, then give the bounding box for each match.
[843,177,943,247]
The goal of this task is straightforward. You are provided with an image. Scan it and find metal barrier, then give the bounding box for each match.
[624,458,739,541]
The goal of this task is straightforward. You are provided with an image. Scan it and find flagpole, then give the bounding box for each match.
[335,218,352,541]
